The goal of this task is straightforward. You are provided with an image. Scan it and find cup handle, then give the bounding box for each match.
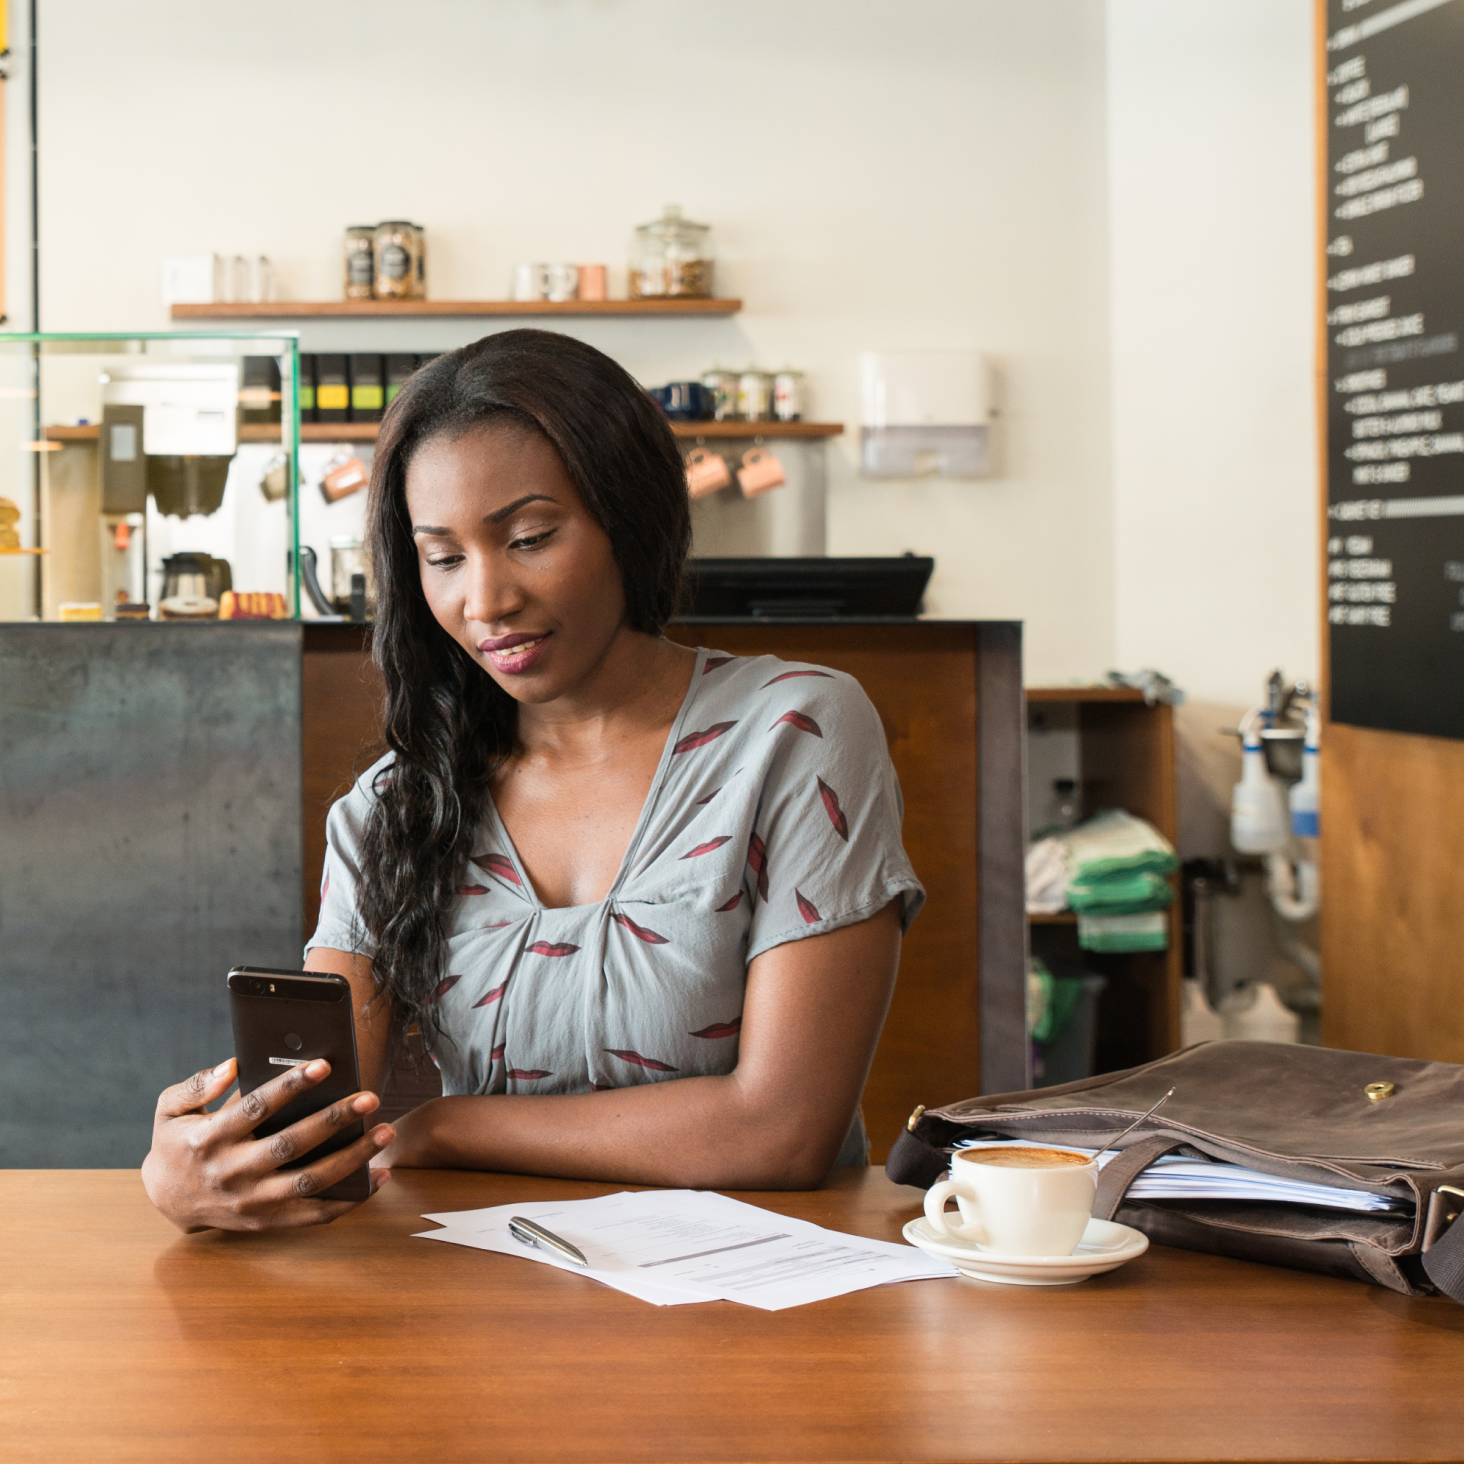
[924,1178,987,1245]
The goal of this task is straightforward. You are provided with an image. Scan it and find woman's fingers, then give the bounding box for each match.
[242,1089,385,1176]
[155,1058,237,1120]
[245,1124,395,1216]
[208,1059,332,1141]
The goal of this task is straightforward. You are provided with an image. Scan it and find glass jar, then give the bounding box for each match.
[343,226,374,300]
[373,221,416,300]
[629,205,714,299]
[329,536,375,617]
[410,223,427,299]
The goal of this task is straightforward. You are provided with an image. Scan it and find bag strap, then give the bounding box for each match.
[1093,1133,1188,1220]
[1421,1187,1464,1304]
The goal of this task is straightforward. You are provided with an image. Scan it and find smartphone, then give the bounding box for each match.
[227,966,372,1203]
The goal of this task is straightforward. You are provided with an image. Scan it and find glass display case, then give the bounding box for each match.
[0,332,299,622]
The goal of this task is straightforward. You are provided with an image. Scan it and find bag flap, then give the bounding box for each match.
[922,1041,1464,1188]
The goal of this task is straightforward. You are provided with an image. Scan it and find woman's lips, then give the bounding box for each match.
[479,631,551,674]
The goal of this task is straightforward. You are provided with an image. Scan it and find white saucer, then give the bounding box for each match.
[902,1215,1149,1286]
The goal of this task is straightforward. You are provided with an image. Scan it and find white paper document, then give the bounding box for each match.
[953,1138,1409,1213]
[416,1188,956,1310]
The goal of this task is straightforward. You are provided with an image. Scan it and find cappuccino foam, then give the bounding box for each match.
[958,1146,1090,1169]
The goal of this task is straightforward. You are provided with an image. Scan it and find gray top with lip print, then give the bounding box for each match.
[307,648,925,1114]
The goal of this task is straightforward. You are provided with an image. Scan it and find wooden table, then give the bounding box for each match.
[4,1168,1462,1462]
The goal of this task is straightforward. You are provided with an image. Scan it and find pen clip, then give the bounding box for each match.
[508,1215,589,1268]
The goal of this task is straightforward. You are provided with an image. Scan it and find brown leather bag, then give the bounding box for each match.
[886,1040,1464,1301]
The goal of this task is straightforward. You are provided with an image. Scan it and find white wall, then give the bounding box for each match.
[1107,0,1318,711]
[35,0,1115,683]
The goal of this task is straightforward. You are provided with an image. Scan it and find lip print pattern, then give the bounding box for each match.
[473,981,507,1007]
[604,1048,680,1072]
[795,889,821,924]
[817,777,849,841]
[694,786,721,806]
[747,832,770,902]
[527,941,580,957]
[673,720,738,754]
[592,1081,618,1090]
[489,1042,505,1061]
[431,974,462,1001]
[473,852,523,888]
[680,836,732,859]
[483,921,512,930]
[321,872,330,898]
[458,884,488,897]
[690,1019,742,1039]
[715,890,744,912]
[761,670,834,688]
[612,912,670,944]
[507,1068,553,1080]
[771,710,822,738]
[703,655,736,674]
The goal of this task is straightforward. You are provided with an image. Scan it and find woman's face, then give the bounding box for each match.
[404,420,629,705]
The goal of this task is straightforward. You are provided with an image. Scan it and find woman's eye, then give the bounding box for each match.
[510,530,554,551]
[426,553,464,569]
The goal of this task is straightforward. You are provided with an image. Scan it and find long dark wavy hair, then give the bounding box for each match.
[357,329,690,1045]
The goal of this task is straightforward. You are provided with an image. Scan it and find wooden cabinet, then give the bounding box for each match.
[1025,687,1181,1072]
[302,621,1025,1162]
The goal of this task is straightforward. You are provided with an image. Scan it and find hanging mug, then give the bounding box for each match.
[737,446,785,497]
[686,447,732,498]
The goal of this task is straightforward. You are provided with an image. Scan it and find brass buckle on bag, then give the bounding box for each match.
[907,1104,926,1132]
[1438,1185,1464,1226]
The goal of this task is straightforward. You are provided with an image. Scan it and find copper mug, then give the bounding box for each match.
[737,446,785,497]
[685,447,732,498]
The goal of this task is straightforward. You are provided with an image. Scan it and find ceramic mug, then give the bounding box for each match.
[685,447,732,498]
[923,1146,1098,1256]
[545,263,580,302]
[512,263,547,302]
[737,446,785,497]
[577,264,607,301]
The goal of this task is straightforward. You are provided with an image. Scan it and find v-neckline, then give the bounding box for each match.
[482,646,707,912]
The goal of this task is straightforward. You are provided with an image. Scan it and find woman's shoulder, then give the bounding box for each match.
[695,649,883,736]
[325,749,398,839]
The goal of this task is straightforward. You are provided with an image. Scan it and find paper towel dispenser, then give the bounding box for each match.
[859,350,992,478]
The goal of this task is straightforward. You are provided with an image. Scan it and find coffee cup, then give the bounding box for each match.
[923,1145,1097,1256]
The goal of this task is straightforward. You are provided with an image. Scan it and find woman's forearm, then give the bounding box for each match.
[383,1072,845,1190]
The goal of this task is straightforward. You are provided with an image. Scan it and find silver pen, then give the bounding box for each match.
[508,1215,589,1267]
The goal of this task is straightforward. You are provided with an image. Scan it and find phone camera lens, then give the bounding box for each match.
[249,978,264,994]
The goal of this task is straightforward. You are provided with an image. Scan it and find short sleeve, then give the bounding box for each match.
[743,669,925,961]
[304,753,392,959]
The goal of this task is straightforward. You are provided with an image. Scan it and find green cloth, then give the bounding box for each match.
[1026,958,1088,1043]
[1077,910,1169,953]
[1062,809,1178,884]
[1067,867,1174,913]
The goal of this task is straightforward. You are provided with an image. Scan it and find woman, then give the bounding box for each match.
[143,330,924,1233]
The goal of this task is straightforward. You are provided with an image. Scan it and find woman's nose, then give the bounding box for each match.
[463,555,526,628]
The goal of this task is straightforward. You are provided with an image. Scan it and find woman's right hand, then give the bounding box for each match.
[141,1057,394,1233]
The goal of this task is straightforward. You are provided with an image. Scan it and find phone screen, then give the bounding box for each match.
[227,967,371,1203]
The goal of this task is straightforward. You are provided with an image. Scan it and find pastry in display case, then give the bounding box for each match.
[0,332,300,622]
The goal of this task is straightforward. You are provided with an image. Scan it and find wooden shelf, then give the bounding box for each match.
[169,298,742,320]
[670,420,842,439]
[1028,912,1078,925]
[288,421,842,443]
[1026,685,1148,703]
[45,420,841,445]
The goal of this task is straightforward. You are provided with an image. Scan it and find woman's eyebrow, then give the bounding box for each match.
[486,493,557,523]
[412,524,453,536]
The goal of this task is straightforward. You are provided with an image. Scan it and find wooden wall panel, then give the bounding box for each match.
[1320,725,1464,1060]
[301,626,382,936]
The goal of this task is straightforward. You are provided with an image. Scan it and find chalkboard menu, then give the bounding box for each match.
[1325,0,1464,739]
